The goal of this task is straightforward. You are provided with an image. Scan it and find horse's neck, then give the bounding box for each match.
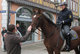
[40,21,57,37]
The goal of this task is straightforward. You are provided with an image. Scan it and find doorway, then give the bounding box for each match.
[16,7,33,41]
[16,21,32,41]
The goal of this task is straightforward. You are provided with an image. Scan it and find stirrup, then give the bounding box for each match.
[66,45,70,51]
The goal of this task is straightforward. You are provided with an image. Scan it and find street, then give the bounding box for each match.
[0,41,75,54]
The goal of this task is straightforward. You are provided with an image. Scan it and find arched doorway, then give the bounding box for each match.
[16,7,33,41]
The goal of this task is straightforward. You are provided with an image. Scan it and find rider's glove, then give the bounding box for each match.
[59,21,64,24]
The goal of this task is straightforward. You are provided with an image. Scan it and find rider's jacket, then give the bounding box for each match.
[57,8,73,26]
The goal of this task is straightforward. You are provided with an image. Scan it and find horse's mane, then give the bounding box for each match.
[42,14,58,28]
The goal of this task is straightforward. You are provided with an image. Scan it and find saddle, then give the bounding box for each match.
[60,29,78,40]
[60,29,78,51]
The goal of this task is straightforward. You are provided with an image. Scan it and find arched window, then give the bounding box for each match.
[16,7,33,41]
[16,7,32,21]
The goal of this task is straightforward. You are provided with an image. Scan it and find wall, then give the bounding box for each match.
[0,0,2,47]
[1,0,8,28]
[10,3,19,24]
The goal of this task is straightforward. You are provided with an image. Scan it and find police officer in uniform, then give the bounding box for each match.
[57,2,73,51]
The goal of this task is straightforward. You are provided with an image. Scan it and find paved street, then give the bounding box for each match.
[0,41,75,54]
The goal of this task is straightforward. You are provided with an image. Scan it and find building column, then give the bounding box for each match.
[2,0,8,28]
[33,29,41,42]
[0,0,2,48]
[1,0,8,49]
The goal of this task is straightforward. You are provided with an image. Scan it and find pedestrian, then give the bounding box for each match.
[57,2,73,51]
[5,24,32,54]
[20,23,26,36]
[1,27,7,51]
[16,23,22,36]
[16,23,21,33]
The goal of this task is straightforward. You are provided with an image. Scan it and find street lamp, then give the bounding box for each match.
[50,0,60,22]
[7,1,11,29]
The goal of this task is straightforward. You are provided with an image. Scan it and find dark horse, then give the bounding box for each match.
[28,12,80,54]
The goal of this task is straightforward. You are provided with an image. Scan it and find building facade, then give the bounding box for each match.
[0,0,8,48]
[0,0,79,47]
[79,0,80,25]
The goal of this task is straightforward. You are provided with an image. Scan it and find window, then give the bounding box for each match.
[50,0,54,2]
[71,0,73,10]
[73,1,76,11]
[16,7,32,18]
[57,0,61,3]
[67,0,70,9]
[76,3,78,12]
[44,0,50,2]
[76,0,78,2]
[64,0,66,2]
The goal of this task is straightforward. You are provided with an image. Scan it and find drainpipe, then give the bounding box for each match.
[7,1,10,29]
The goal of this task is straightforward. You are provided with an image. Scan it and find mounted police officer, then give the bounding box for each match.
[57,2,73,51]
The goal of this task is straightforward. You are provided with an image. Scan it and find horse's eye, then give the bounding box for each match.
[33,15,37,18]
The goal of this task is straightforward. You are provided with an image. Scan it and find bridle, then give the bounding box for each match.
[32,14,42,36]
[32,12,59,38]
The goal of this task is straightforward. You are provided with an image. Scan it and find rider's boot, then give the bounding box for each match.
[66,33,71,51]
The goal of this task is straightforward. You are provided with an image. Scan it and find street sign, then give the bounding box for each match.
[10,11,16,14]
[0,10,6,13]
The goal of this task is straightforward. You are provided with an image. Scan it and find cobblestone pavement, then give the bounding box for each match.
[0,41,75,54]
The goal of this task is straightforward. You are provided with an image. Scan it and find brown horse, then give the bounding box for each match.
[29,12,80,54]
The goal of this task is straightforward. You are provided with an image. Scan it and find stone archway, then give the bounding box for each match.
[15,7,33,41]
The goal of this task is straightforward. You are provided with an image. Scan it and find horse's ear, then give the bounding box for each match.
[33,8,43,14]
[38,9,43,14]
[33,8,38,13]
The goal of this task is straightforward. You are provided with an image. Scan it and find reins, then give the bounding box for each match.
[34,28,42,36]
[32,14,42,36]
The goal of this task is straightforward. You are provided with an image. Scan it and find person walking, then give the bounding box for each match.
[16,23,22,33]
[1,27,7,51]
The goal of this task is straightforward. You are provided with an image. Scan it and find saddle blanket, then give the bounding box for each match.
[60,30,78,40]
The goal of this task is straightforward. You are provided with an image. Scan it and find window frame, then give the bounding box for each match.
[76,3,78,12]
[73,1,76,11]
[50,0,55,2]
[70,0,73,10]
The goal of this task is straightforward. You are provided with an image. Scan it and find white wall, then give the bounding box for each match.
[79,0,80,17]
[1,0,8,29]
[1,0,8,50]
[33,29,41,42]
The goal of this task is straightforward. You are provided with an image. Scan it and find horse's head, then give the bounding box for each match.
[33,8,43,14]
[31,9,43,32]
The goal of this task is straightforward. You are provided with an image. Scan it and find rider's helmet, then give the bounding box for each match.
[59,2,67,7]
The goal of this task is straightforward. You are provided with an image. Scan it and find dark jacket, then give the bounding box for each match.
[57,8,73,26]
[1,30,7,36]
[1,30,7,41]
[17,27,22,34]
[5,31,31,54]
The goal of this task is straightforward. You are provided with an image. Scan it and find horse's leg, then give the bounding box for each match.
[46,48,53,54]
[55,50,60,54]
[78,46,80,53]
[74,47,79,54]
